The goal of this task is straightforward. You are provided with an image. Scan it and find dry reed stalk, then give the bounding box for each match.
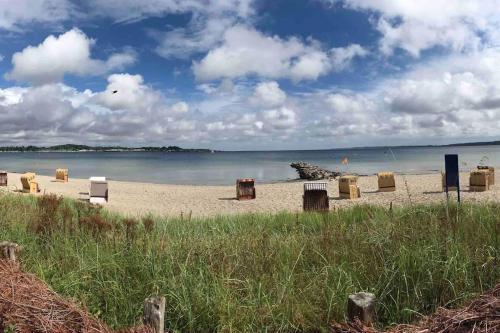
[331,284,499,333]
[0,259,156,333]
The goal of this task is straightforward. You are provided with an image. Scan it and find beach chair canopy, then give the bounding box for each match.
[304,182,327,192]
[89,177,106,182]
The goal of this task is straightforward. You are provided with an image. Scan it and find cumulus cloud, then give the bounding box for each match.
[262,107,297,130]
[386,72,489,114]
[330,44,369,70]
[300,47,500,142]
[169,101,189,114]
[193,25,368,82]
[0,84,91,143]
[96,73,163,111]
[4,0,500,148]
[94,0,256,59]
[4,45,500,148]
[249,81,286,108]
[328,0,500,57]
[6,28,136,84]
[0,73,196,145]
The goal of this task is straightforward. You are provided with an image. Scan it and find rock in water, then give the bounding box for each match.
[290,162,341,180]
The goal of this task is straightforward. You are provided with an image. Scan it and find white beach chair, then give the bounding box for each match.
[89,177,108,204]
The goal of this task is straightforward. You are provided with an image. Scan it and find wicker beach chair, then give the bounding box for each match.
[20,172,39,194]
[89,177,108,203]
[377,172,395,192]
[470,170,489,192]
[477,166,495,186]
[236,178,256,200]
[0,171,7,187]
[55,168,69,182]
[338,175,360,199]
[303,182,329,211]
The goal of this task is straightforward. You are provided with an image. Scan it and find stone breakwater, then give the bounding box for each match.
[290,162,341,180]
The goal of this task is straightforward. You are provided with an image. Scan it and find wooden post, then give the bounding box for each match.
[347,292,376,325]
[144,296,165,333]
[0,241,21,262]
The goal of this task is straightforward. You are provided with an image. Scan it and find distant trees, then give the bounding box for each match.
[0,144,212,152]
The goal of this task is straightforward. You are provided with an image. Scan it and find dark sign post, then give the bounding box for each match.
[445,154,460,203]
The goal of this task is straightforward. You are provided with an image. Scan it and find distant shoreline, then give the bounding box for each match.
[0,139,498,153]
[0,150,215,153]
[0,144,214,153]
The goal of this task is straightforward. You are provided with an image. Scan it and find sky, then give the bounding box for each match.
[1,0,500,150]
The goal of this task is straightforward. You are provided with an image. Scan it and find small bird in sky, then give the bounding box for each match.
[112,90,118,94]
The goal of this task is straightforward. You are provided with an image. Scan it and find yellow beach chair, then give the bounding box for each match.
[21,172,39,194]
[339,175,360,199]
[470,170,489,192]
[377,172,396,192]
[55,168,69,182]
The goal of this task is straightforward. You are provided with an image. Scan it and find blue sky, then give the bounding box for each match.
[1,0,500,150]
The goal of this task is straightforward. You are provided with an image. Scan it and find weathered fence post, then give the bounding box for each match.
[0,241,21,262]
[347,292,376,325]
[144,296,165,333]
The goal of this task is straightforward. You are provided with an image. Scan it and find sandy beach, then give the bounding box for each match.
[2,171,499,218]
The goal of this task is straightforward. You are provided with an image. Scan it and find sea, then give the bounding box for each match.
[0,146,499,185]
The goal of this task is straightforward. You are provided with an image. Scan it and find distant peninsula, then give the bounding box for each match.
[0,144,214,153]
[340,139,500,150]
[446,140,500,147]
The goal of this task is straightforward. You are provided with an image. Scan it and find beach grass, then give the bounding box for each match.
[0,192,498,332]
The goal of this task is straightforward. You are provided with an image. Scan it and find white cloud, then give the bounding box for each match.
[0,73,198,145]
[262,107,297,130]
[206,121,226,131]
[300,47,500,142]
[155,16,236,59]
[0,83,91,143]
[330,0,500,57]
[330,44,369,70]
[385,72,489,114]
[4,1,500,148]
[249,81,286,108]
[169,101,189,114]
[197,78,236,96]
[86,0,254,23]
[0,0,72,31]
[96,73,162,111]
[6,28,136,84]
[193,25,367,82]
[3,46,500,148]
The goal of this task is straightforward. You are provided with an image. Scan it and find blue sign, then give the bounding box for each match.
[445,154,460,202]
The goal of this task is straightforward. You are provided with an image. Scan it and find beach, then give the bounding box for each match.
[3,171,499,217]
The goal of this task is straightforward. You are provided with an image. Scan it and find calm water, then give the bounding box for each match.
[0,146,499,185]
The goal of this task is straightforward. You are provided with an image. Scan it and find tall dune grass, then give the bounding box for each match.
[0,193,498,332]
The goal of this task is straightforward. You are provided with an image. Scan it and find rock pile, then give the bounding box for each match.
[290,162,341,180]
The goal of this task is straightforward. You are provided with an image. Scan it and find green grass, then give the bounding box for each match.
[0,193,498,332]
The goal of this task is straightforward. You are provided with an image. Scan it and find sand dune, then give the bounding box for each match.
[2,171,499,218]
